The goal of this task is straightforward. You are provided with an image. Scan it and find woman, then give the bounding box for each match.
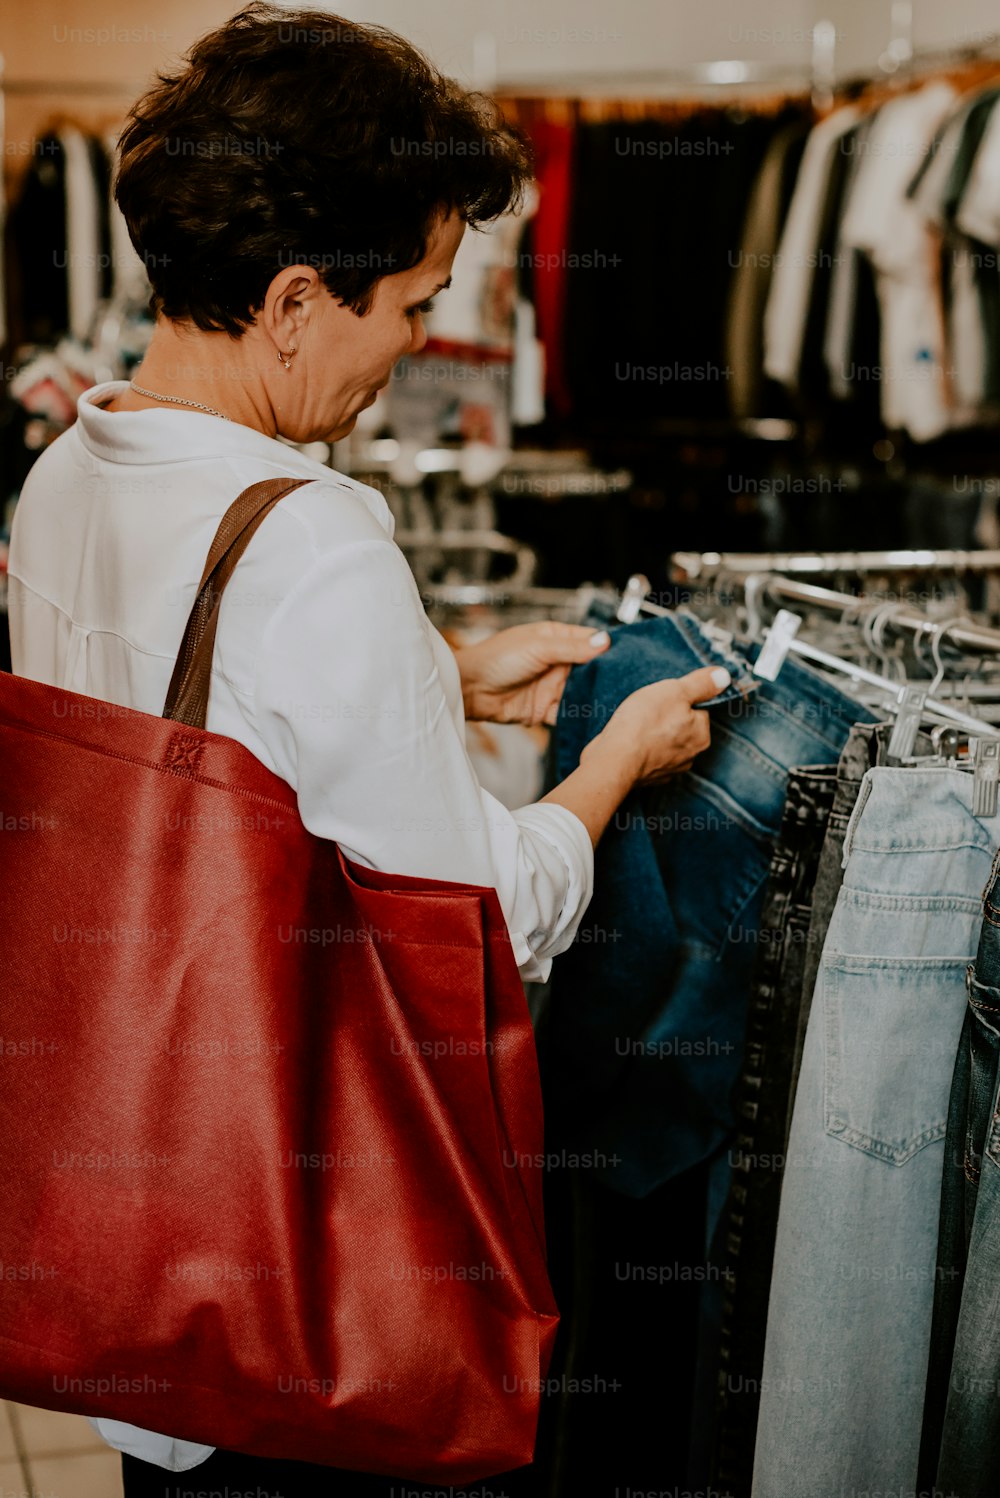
[7,5,727,1493]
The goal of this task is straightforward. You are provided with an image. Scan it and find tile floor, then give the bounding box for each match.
[0,1403,123,1498]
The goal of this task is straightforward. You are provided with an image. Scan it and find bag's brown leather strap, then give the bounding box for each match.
[163,478,309,729]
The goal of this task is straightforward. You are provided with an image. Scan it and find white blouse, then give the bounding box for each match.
[7,379,594,1473]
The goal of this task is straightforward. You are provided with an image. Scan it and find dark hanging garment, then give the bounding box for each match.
[8,136,69,346]
[87,135,114,303]
[563,110,783,431]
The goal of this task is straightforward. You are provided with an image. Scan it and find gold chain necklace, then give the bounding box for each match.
[128,381,232,422]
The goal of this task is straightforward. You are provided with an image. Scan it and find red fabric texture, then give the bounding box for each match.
[525,121,575,419]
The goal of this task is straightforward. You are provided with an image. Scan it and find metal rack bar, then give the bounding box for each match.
[493,61,815,95]
[393,530,538,591]
[418,582,613,613]
[745,574,1000,658]
[673,549,1000,577]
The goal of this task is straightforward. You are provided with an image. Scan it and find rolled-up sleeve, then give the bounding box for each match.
[252,537,594,982]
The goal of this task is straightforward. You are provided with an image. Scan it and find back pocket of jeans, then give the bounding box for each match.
[822,954,971,1164]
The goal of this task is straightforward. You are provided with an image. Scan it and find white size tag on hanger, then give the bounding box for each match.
[887,686,928,763]
[973,738,1000,818]
[753,609,801,681]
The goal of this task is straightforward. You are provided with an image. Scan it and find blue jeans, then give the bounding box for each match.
[752,767,994,1498]
[547,609,873,1198]
[710,762,838,1495]
[920,846,1000,1496]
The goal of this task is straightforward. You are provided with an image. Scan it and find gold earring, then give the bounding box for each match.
[278,346,297,371]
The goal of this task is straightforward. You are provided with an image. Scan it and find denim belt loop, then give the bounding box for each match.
[841,770,875,869]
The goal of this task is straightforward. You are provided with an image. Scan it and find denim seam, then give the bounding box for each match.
[682,767,777,847]
[711,687,863,764]
[824,953,979,971]
[842,774,873,863]
[825,1116,947,1162]
[846,838,994,857]
[739,692,864,759]
[834,891,982,914]
[721,862,774,957]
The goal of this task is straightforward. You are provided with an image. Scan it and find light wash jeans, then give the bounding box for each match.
[751,766,995,1498]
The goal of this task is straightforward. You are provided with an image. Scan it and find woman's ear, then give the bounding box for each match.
[261,266,320,360]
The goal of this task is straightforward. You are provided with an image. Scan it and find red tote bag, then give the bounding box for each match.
[0,479,559,1483]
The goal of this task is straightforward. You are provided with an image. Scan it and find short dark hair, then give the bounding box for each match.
[115,3,531,335]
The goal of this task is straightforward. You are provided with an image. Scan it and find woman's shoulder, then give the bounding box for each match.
[223,458,395,557]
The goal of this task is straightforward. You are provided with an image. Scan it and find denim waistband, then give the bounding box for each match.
[584,606,873,740]
[723,647,873,764]
[842,766,998,864]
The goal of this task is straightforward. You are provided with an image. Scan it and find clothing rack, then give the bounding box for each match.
[417,580,614,617]
[670,555,1000,658]
[672,549,1000,577]
[747,574,1000,660]
[619,572,1000,740]
[393,530,538,591]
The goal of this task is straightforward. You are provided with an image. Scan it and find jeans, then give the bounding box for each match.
[919,846,1000,1497]
[752,767,995,1498]
[794,720,939,1142]
[711,764,838,1496]
[795,725,879,1128]
[547,609,873,1199]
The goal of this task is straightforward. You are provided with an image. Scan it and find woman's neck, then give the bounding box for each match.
[111,319,276,434]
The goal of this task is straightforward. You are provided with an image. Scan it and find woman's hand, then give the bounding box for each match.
[539,665,726,848]
[582,667,726,785]
[455,622,612,727]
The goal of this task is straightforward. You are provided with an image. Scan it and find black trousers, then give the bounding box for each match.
[122,1448,527,1497]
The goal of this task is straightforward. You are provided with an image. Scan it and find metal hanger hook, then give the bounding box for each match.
[744,574,768,641]
[927,616,968,697]
[863,601,904,681]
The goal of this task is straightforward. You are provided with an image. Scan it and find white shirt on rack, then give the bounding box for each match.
[836,81,960,441]
[8,379,595,1473]
[762,104,860,388]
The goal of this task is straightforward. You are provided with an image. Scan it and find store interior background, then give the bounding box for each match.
[6,3,1000,1496]
[7,0,1000,600]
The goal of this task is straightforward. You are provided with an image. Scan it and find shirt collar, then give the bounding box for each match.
[73,380,393,536]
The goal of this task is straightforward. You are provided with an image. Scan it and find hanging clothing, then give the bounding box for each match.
[711,721,940,1496]
[726,118,811,419]
[565,110,782,426]
[546,610,873,1199]
[753,766,995,1498]
[60,126,104,344]
[8,135,69,347]
[835,82,959,440]
[520,118,575,420]
[920,843,1000,1495]
[763,105,861,390]
[711,762,839,1496]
